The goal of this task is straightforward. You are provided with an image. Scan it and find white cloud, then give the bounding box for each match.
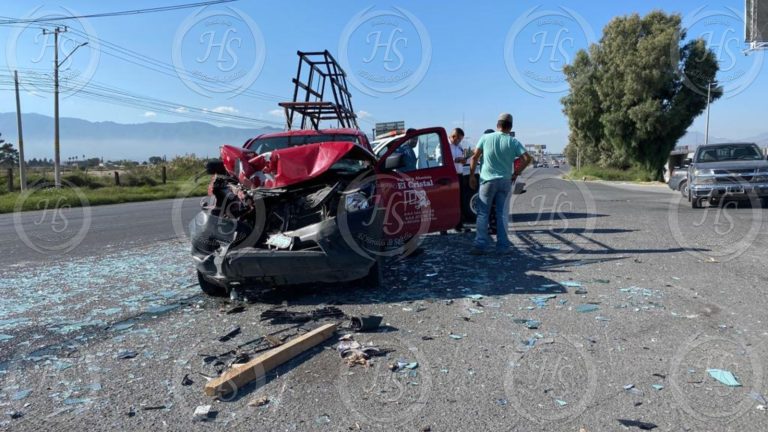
[358,110,373,119]
[210,106,238,114]
[268,109,284,118]
[174,107,188,113]
[143,111,157,118]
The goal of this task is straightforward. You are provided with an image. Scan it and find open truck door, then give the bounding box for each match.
[373,128,461,246]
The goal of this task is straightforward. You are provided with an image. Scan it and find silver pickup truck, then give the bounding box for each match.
[687,142,768,209]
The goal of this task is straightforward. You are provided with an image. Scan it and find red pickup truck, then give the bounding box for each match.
[190,127,461,297]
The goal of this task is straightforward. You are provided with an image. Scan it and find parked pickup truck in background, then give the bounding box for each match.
[687,143,768,209]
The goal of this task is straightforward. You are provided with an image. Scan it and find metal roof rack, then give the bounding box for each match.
[278,50,359,131]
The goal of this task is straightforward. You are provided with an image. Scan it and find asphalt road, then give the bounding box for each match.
[2,167,768,432]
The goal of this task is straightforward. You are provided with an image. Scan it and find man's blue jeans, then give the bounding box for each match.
[474,178,512,250]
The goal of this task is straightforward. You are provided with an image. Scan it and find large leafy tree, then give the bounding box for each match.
[0,133,20,167]
[562,11,721,178]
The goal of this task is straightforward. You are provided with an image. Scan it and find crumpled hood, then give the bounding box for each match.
[221,141,376,189]
[261,141,374,188]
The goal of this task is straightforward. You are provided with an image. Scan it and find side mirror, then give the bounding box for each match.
[205,160,227,175]
[683,158,692,166]
[384,153,405,170]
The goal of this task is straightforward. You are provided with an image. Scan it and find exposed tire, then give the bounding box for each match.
[197,271,228,297]
[691,197,702,209]
[358,258,382,289]
[462,192,479,223]
[679,181,688,199]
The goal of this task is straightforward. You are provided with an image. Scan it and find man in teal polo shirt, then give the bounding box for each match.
[468,113,532,254]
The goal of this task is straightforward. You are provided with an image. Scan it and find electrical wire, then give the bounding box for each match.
[0,1,238,25]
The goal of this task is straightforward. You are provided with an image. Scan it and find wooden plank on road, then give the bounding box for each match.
[204,323,337,396]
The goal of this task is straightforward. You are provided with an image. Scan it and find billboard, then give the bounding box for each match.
[374,121,405,137]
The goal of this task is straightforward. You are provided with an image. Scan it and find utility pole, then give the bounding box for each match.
[42,26,87,188]
[704,81,713,146]
[43,26,66,188]
[14,70,27,191]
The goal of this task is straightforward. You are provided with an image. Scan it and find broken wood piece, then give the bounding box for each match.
[204,323,337,397]
[265,335,283,347]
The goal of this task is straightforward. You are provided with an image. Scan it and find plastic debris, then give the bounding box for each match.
[449,334,463,340]
[576,304,599,313]
[707,369,741,387]
[350,315,383,332]
[617,419,657,430]
[496,398,508,406]
[181,374,194,386]
[555,399,567,407]
[652,384,664,391]
[559,281,582,288]
[116,350,138,359]
[248,396,270,407]
[217,326,241,342]
[466,294,484,300]
[225,305,246,315]
[337,335,380,367]
[315,414,331,424]
[260,307,344,324]
[595,316,610,321]
[193,405,213,422]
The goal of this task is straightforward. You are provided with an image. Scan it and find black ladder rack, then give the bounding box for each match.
[278,50,359,130]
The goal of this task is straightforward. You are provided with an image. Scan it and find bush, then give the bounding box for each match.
[566,165,658,182]
[122,174,158,187]
[63,172,105,189]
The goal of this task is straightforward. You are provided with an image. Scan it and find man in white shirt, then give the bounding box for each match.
[441,128,472,234]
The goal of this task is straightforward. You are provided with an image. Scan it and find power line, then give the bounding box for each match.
[0,0,238,25]
[0,70,284,128]
[62,30,286,102]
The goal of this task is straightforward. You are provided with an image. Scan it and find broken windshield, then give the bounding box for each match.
[247,134,360,154]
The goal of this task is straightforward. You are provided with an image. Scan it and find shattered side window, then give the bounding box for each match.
[417,133,444,169]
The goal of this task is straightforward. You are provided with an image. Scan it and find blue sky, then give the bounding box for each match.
[1,0,766,154]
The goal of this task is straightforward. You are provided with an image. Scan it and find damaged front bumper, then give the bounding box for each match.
[191,208,379,288]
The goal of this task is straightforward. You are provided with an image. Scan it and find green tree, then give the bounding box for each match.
[562,11,721,178]
[0,133,20,167]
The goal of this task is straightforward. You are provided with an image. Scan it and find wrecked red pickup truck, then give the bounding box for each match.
[190,127,461,297]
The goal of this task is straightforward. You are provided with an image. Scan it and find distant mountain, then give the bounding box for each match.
[0,112,282,161]
[678,130,768,148]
